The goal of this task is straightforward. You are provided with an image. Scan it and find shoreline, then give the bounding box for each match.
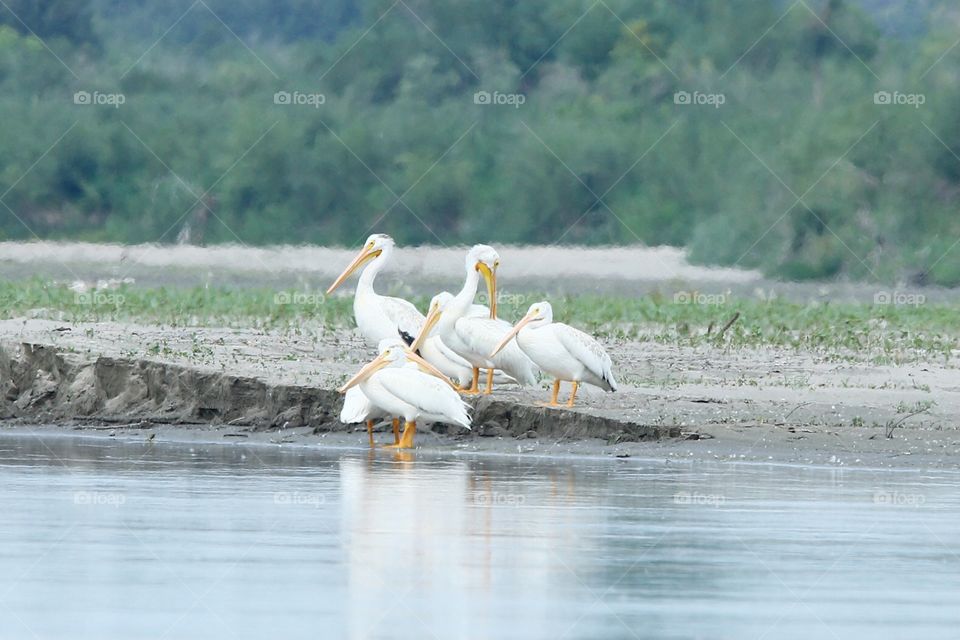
[2,318,958,470]
[3,422,957,472]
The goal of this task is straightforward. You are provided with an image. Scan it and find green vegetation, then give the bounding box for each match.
[2,279,957,363]
[2,1,960,283]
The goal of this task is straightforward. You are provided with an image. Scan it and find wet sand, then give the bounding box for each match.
[1,318,957,469]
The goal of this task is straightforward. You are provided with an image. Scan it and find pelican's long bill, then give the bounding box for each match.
[326,243,382,295]
[403,347,458,390]
[489,310,538,358]
[410,302,442,353]
[476,262,498,319]
[337,353,391,393]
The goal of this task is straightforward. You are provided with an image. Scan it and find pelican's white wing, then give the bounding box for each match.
[419,336,472,386]
[554,323,618,391]
[433,336,473,369]
[380,296,426,345]
[340,386,377,423]
[455,317,538,386]
[376,369,471,429]
[426,336,517,386]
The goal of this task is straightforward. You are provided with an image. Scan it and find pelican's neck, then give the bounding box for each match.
[439,267,480,334]
[522,319,547,335]
[356,248,391,300]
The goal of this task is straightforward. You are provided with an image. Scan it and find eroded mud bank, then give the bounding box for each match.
[0,334,676,443]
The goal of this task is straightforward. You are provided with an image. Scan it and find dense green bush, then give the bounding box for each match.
[1,0,959,284]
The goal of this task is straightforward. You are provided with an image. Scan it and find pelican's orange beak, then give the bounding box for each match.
[338,352,390,393]
[410,302,442,352]
[490,310,538,358]
[476,261,498,319]
[403,347,457,390]
[326,243,382,295]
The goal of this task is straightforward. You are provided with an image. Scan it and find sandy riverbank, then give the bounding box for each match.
[1,318,956,469]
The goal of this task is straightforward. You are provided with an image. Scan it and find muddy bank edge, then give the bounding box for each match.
[0,340,679,443]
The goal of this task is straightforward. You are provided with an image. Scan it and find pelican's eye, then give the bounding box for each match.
[494,260,500,268]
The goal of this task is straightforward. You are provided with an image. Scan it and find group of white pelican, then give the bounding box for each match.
[327,234,618,449]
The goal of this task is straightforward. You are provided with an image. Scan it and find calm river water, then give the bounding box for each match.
[1,433,958,639]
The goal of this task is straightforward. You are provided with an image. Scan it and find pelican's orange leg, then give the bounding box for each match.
[483,368,495,395]
[366,419,375,447]
[459,367,481,395]
[392,418,400,445]
[537,380,562,407]
[566,381,580,407]
[386,421,417,449]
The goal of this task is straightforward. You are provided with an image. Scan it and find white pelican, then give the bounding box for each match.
[412,245,538,394]
[490,301,618,407]
[326,234,424,347]
[419,292,516,389]
[339,338,456,447]
[339,344,472,449]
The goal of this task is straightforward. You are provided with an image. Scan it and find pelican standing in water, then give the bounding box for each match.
[412,245,537,394]
[339,344,472,449]
[340,338,459,447]
[490,301,617,407]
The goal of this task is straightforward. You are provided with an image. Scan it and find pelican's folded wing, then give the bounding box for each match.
[455,317,538,386]
[381,296,426,346]
[340,386,374,423]
[555,324,617,391]
[377,369,471,428]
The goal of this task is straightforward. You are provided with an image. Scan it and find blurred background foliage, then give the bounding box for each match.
[1,0,959,284]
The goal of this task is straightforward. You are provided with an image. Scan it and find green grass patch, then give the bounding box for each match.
[1,279,957,363]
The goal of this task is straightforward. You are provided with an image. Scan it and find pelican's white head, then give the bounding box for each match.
[432,291,455,308]
[378,344,408,367]
[377,338,407,356]
[489,300,554,358]
[326,233,395,294]
[465,244,500,318]
[409,293,449,353]
[465,244,499,270]
[366,233,395,253]
[520,301,553,327]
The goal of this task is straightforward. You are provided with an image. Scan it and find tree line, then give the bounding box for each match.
[2,0,959,284]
